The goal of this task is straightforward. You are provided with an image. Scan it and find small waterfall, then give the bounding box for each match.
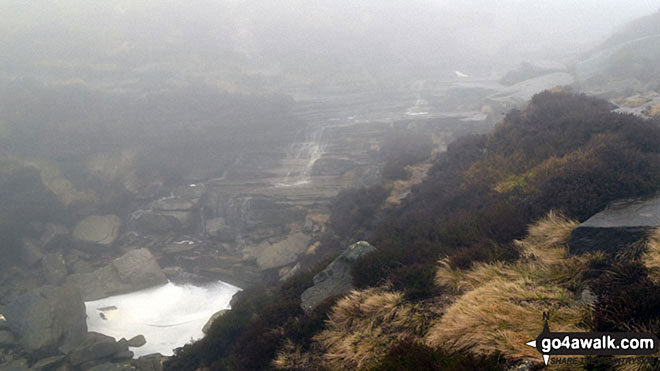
[275,125,326,187]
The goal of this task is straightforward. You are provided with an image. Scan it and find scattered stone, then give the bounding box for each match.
[300,241,376,314]
[67,248,167,301]
[73,215,121,250]
[41,253,68,285]
[4,285,86,354]
[570,196,660,255]
[202,310,229,334]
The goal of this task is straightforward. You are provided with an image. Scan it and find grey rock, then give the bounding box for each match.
[202,310,229,334]
[570,196,660,255]
[255,232,311,270]
[42,253,68,285]
[67,249,167,301]
[31,355,66,371]
[68,332,126,366]
[0,358,28,371]
[113,350,135,360]
[72,215,121,250]
[310,157,357,176]
[87,362,135,371]
[4,285,86,355]
[133,212,181,233]
[40,224,70,251]
[0,330,15,346]
[126,335,146,348]
[205,218,236,242]
[20,239,44,267]
[300,241,376,313]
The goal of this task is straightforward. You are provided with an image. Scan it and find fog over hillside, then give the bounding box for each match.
[2,0,658,90]
[3,1,660,369]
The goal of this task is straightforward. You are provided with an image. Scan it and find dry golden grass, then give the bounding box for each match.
[314,288,434,370]
[642,227,660,284]
[429,211,592,365]
[648,104,660,117]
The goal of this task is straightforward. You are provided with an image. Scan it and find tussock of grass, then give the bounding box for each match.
[428,212,591,364]
[641,227,660,284]
[314,288,434,370]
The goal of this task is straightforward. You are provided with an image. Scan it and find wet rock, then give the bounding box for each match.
[73,215,121,250]
[202,310,229,334]
[300,241,376,313]
[569,196,660,255]
[126,335,146,348]
[67,248,167,301]
[41,253,68,285]
[4,285,86,355]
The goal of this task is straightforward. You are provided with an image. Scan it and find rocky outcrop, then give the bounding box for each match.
[73,215,121,250]
[570,196,660,255]
[3,285,86,355]
[67,248,167,301]
[300,241,376,314]
[202,310,229,334]
[68,332,131,367]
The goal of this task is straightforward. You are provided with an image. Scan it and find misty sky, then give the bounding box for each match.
[1,0,658,87]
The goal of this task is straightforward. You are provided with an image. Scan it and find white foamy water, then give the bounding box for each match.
[85,281,241,357]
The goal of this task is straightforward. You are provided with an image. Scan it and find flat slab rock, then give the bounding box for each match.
[569,196,660,255]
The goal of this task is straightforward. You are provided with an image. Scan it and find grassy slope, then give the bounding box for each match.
[166,90,660,370]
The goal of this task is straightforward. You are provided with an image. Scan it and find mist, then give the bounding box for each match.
[2,0,658,90]
[2,0,660,368]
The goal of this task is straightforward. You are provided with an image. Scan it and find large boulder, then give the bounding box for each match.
[300,241,376,314]
[570,196,660,255]
[73,215,121,250]
[3,285,86,355]
[67,248,167,301]
[254,232,311,270]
